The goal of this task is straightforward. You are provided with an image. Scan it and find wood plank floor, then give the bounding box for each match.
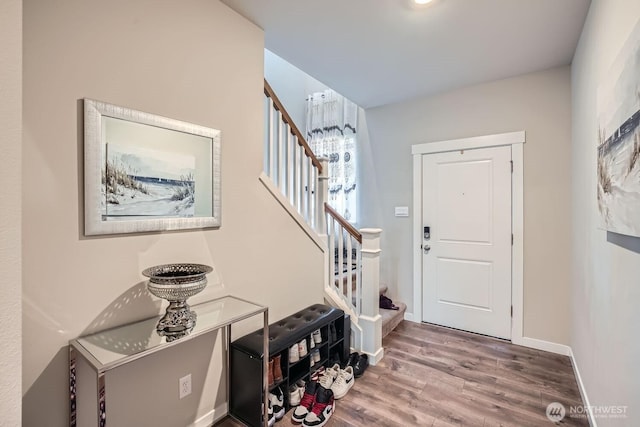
[216,321,588,426]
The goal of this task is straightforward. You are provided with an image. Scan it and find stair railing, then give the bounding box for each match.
[264,78,382,362]
[264,79,327,234]
[325,203,362,315]
[325,203,382,360]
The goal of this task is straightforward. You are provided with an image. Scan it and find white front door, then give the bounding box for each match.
[421,146,512,339]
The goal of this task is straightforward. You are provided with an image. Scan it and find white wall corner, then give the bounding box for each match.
[568,348,597,427]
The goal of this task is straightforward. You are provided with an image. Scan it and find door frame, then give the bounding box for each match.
[411,131,525,343]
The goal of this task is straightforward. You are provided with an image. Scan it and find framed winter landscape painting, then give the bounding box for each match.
[84,99,221,236]
[597,18,640,238]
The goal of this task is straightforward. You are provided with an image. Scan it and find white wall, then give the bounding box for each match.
[0,0,22,425]
[264,49,330,135]
[22,1,323,426]
[361,67,573,345]
[571,1,640,423]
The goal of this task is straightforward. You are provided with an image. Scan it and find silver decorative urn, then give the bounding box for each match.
[142,263,213,339]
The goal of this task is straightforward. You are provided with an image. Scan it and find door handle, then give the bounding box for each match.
[423,244,431,254]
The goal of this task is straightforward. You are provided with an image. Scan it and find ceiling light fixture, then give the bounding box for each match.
[414,0,434,4]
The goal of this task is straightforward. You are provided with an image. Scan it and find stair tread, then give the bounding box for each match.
[380,301,406,338]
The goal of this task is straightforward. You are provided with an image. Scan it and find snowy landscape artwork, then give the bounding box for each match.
[103,144,196,219]
[84,99,221,236]
[597,18,640,238]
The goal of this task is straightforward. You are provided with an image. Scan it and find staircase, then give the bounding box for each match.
[262,79,405,363]
[379,285,407,339]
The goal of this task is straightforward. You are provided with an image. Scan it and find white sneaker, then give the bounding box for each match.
[331,366,355,399]
[263,401,275,427]
[318,364,340,389]
[298,339,308,358]
[269,388,285,420]
[289,344,300,363]
[312,329,322,344]
[309,334,316,349]
[289,380,305,406]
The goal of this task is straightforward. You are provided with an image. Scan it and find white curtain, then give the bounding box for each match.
[306,90,358,223]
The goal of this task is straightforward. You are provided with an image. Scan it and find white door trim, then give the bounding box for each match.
[411,131,525,343]
[411,130,525,155]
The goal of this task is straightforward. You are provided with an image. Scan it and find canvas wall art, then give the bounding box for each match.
[84,99,221,236]
[597,18,640,238]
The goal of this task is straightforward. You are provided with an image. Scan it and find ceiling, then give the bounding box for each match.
[222,0,591,109]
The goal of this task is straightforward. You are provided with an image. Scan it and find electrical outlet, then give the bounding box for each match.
[179,374,192,399]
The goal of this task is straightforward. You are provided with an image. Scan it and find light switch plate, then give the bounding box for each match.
[395,206,409,217]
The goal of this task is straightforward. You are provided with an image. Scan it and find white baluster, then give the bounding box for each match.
[301,156,308,222]
[306,158,313,225]
[276,111,286,191]
[293,141,300,212]
[298,147,307,216]
[288,131,295,205]
[268,101,276,179]
[337,226,345,301]
[328,216,336,292]
[346,235,353,310]
[355,239,362,315]
[264,96,270,175]
[316,158,329,235]
[310,165,318,229]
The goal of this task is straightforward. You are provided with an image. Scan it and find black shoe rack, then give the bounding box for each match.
[229,304,350,427]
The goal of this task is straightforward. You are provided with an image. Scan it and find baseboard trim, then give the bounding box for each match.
[403,312,415,322]
[512,336,571,356]
[363,346,384,366]
[569,348,597,427]
[189,403,228,427]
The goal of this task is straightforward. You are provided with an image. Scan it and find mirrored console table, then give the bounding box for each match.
[69,295,269,427]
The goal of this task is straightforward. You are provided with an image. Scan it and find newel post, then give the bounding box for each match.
[358,228,383,365]
[316,157,329,235]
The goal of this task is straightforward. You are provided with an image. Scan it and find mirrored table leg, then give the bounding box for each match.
[263,309,269,427]
[98,374,106,427]
[69,347,77,427]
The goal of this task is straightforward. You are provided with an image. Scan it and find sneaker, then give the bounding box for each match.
[353,353,369,378]
[346,352,359,368]
[262,401,275,427]
[302,387,335,427]
[269,387,285,421]
[311,349,321,364]
[312,329,322,344]
[289,380,305,406]
[289,344,300,363]
[298,339,308,358]
[309,334,316,349]
[292,381,318,423]
[331,366,354,399]
[318,364,340,389]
